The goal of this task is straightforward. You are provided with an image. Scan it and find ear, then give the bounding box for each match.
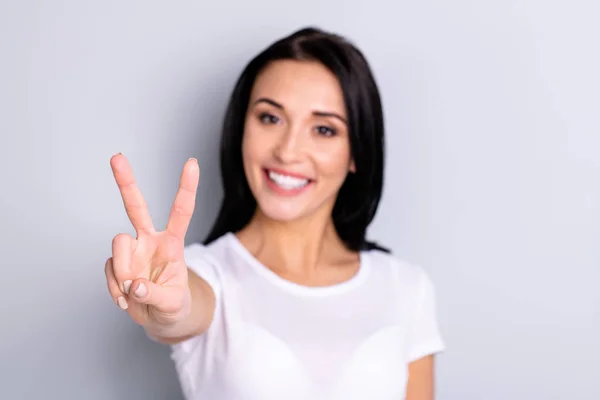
[349,158,356,173]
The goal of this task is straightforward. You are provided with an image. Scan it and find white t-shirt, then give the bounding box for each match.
[170,232,445,400]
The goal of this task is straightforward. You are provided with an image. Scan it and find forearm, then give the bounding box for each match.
[144,270,215,344]
[405,355,435,400]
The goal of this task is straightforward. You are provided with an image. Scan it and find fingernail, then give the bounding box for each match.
[117,296,128,310]
[123,280,132,294]
[134,282,147,298]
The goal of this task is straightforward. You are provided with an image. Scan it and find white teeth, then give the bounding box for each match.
[268,170,309,190]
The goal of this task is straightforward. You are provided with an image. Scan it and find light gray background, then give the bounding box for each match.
[1,1,598,399]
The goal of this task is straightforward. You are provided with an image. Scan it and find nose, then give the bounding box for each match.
[273,127,303,164]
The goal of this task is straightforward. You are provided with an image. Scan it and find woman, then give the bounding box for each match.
[106,27,445,400]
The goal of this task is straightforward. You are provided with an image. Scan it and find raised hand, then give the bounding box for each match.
[105,154,200,328]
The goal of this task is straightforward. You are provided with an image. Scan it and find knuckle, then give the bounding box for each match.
[112,233,131,247]
[180,185,196,195]
[171,204,192,218]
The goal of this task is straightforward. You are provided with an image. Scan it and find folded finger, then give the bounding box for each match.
[128,277,187,316]
[112,233,135,294]
[105,258,128,310]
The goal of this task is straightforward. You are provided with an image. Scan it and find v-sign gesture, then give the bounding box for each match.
[105,154,200,328]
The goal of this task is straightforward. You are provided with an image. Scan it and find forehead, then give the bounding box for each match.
[250,60,346,116]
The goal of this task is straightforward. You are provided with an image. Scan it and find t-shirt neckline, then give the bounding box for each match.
[224,232,370,297]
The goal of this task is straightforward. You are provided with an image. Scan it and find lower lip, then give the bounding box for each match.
[264,170,313,196]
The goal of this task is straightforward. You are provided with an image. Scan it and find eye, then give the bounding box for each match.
[316,125,336,137]
[258,112,280,124]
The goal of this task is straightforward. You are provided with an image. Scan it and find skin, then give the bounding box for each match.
[236,60,359,285]
[406,355,436,400]
[106,59,435,399]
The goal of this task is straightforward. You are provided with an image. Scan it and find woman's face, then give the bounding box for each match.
[242,60,355,223]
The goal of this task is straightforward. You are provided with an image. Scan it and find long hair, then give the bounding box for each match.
[203,27,388,252]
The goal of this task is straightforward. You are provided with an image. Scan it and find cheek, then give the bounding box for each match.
[242,126,272,181]
[242,128,262,164]
[313,143,352,180]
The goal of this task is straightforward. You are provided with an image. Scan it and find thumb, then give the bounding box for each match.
[129,278,188,316]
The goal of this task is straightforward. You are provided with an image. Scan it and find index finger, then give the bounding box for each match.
[110,153,155,234]
[165,158,200,241]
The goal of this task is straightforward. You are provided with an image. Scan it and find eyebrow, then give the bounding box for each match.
[253,97,347,125]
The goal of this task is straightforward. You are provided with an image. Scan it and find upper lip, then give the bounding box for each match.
[265,167,312,181]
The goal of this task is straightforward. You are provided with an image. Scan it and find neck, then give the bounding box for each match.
[236,208,351,276]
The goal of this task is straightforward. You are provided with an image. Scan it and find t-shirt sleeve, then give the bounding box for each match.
[405,269,446,363]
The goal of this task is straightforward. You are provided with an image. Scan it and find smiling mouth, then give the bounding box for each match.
[264,169,312,190]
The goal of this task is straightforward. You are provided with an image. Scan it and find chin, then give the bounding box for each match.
[256,198,311,222]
